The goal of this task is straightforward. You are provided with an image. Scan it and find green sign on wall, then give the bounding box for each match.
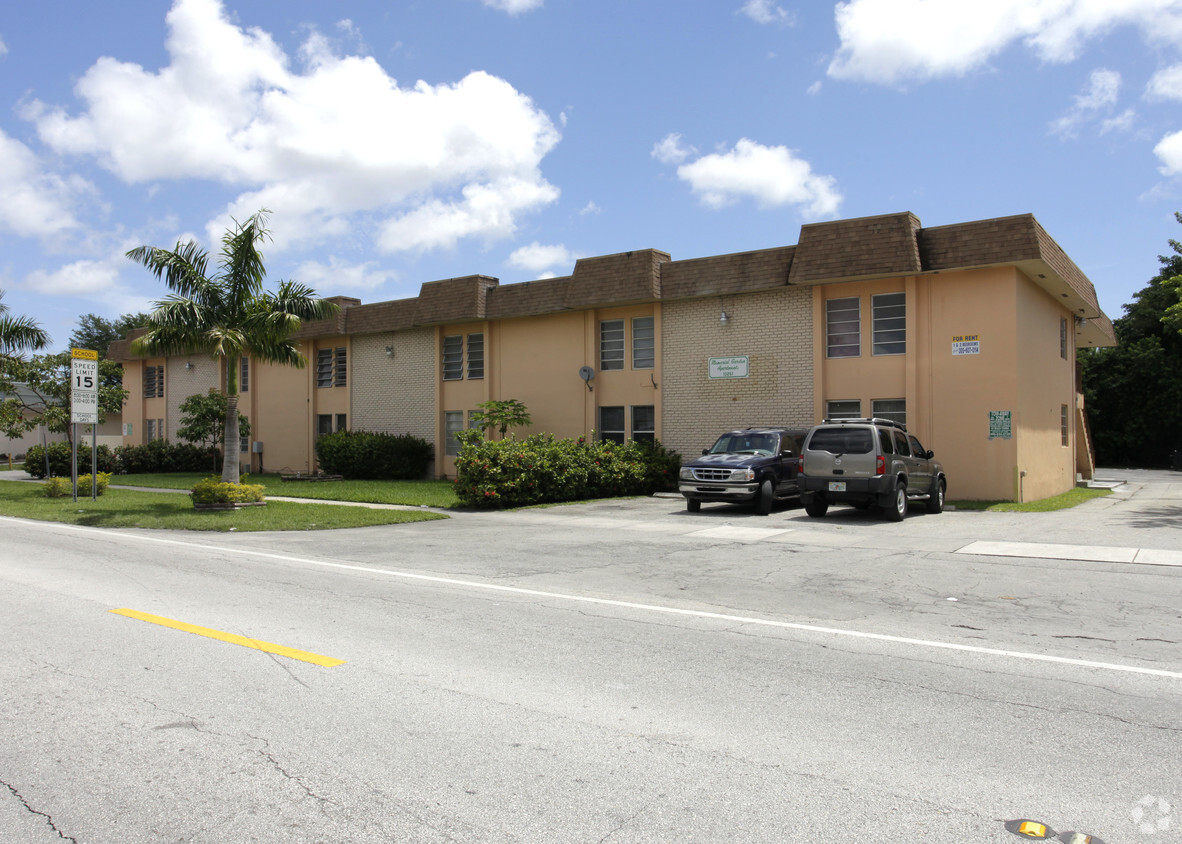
[989,410,1012,440]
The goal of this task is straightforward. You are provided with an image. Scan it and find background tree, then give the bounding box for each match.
[0,289,50,361]
[469,399,532,438]
[1081,216,1182,467]
[176,389,251,472]
[127,209,338,484]
[68,312,153,358]
[0,353,127,444]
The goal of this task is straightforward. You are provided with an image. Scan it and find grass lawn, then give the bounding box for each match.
[0,483,449,531]
[950,487,1113,512]
[111,472,461,508]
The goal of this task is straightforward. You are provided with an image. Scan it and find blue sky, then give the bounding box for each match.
[3,0,1182,348]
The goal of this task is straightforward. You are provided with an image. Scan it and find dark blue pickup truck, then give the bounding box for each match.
[678,427,808,515]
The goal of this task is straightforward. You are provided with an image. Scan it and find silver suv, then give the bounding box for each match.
[799,418,946,521]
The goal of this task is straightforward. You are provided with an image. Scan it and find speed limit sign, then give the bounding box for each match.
[71,348,99,424]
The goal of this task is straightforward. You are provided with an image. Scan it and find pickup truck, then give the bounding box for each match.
[678,427,808,515]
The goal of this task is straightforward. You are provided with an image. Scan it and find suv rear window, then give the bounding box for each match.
[807,428,874,454]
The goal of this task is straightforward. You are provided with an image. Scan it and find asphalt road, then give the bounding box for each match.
[1,471,1179,843]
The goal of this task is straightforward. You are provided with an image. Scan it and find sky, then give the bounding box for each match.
[3,0,1182,349]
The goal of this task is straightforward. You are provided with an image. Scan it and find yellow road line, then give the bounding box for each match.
[110,608,346,667]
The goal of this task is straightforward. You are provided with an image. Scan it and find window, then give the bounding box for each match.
[444,411,464,456]
[826,399,861,420]
[467,333,484,380]
[632,317,655,369]
[1060,318,1068,360]
[336,413,347,433]
[598,406,625,443]
[631,405,655,444]
[317,348,346,387]
[872,293,906,355]
[442,335,463,381]
[316,350,333,388]
[1061,405,1069,446]
[872,399,906,427]
[826,298,860,358]
[143,365,164,398]
[600,320,625,371]
[316,415,334,437]
[240,436,249,453]
[144,418,164,442]
[240,357,249,392]
[907,434,927,457]
[893,429,911,456]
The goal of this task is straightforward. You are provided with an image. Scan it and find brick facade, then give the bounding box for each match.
[662,285,814,458]
[349,328,435,443]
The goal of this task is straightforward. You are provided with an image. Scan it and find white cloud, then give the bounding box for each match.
[1155,130,1182,174]
[507,242,578,274]
[580,201,602,216]
[673,138,842,217]
[1050,68,1123,138]
[481,0,544,14]
[1100,107,1136,134]
[25,0,561,256]
[740,0,794,26]
[24,258,120,296]
[0,130,92,240]
[652,133,696,165]
[1147,63,1182,100]
[295,257,395,292]
[0,35,7,57]
[828,0,1182,86]
[807,80,824,95]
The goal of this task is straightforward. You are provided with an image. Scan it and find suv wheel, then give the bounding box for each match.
[925,478,945,514]
[686,498,702,513]
[755,479,774,515]
[803,495,828,518]
[884,481,908,522]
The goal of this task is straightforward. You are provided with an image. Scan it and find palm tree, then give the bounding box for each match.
[0,289,51,360]
[127,210,339,484]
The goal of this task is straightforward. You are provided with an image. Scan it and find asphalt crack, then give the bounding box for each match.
[2,780,78,842]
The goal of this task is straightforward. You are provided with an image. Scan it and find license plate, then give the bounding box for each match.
[828,481,846,492]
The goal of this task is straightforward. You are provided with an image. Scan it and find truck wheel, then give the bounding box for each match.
[755,479,774,515]
[884,481,908,521]
[686,498,701,513]
[925,478,945,514]
[804,495,828,518]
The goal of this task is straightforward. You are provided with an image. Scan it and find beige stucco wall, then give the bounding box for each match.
[661,286,814,458]
[1014,278,1078,501]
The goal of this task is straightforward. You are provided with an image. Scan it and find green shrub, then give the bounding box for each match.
[453,432,680,509]
[23,442,117,478]
[77,472,112,496]
[42,477,72,497]
[114,440,221,474]
[189,476,266,506]
[315,430,433,479]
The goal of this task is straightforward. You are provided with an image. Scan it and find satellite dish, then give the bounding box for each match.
[578,366,595,382]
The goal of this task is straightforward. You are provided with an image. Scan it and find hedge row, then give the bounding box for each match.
[22,440,221,478]
[314,430,433,480]
[453,432,680,509]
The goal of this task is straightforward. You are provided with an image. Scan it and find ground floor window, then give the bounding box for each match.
[598,406,626,443]
[317,414,346,438]
[871,399,906,427]
[631,405,655,444]
[444,411,464,456]
[825,400,861,420]
[1061,405,1069,446]
[145,418,164,442]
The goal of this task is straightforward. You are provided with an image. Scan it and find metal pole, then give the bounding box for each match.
[91,424,97,500]
[71,423,78,503]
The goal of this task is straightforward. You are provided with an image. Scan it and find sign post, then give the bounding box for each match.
[71,349,99,501]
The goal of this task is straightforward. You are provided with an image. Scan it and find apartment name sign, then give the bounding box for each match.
[708,356,749,379]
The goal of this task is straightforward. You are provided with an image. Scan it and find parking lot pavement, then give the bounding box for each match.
[470,467,1182,566]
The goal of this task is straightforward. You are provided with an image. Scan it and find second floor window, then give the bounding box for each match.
[442,335,463,380]
[467,333,484,380]
[826,298,860,358]
[317,348,346,388]
[872,293,906,356]
[240,357,249,392]
[600,320,625,371]
[632,317,654,369]
[143,365,164,398]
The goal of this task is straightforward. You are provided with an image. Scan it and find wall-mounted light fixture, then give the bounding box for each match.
[719,296,730,326]
[184,362,194,371]
[384,345,394,358]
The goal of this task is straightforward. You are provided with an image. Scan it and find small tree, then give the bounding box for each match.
[177,390,251,472]
[0,353,127,445]
[469,399,532,439]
